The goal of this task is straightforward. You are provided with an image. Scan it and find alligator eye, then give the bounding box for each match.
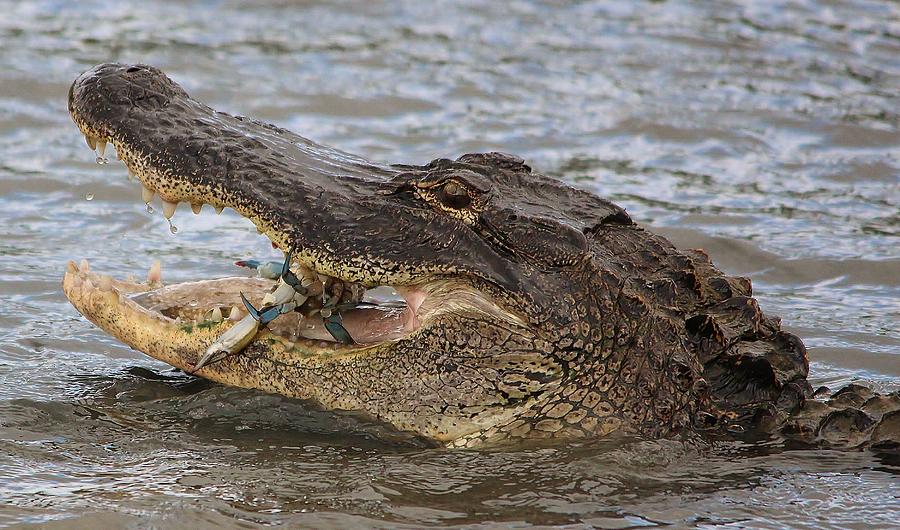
[437,180,471,209]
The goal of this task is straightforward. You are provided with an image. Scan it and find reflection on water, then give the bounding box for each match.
[0,0,898,527]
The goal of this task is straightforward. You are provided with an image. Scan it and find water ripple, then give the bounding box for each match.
[0,0,897,527]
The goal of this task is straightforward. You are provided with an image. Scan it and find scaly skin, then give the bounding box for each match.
[64,63,899,449]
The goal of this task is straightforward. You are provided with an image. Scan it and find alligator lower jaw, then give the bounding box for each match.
[61,259,431,375]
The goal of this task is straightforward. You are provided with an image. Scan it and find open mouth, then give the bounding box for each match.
[64,257,422,347]
[63,129,438,372]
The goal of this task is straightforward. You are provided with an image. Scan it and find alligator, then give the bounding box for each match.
[63,63,899,449]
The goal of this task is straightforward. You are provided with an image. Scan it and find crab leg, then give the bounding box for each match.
[193,251,363,370]
[322,311,354,344]
[233,258,283,280]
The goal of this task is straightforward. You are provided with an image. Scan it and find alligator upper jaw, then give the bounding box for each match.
[68,63,390,285]
[68,63,523,292]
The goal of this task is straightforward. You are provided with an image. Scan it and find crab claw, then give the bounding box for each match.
[192,313,260,373]
[234,259,262,269]
[240,291,261,319]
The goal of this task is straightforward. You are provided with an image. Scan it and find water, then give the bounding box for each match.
[1,0,898,527]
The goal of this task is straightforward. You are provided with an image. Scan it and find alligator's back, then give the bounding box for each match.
[585,213,899,450]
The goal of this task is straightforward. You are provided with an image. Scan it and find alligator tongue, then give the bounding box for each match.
[288,287,421,343]
[303,304,415,343]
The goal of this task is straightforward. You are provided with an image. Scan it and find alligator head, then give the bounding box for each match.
[64,63,899,449]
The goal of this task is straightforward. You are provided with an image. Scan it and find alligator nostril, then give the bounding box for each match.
[126,66,142,73]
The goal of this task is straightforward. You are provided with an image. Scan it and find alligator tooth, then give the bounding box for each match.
[83,278,94,291]
[142,185,155,204]
[162,200,178,219]
[95,138,108,163]
[211,307,223,322]
[127,167,136,182]
[85,135,97,150]
[215,206,224,214]
[228,306,242,321]
[190,203,202,215]
[66,260,77,274]
[80,258,90,272]
[147,260,161,283]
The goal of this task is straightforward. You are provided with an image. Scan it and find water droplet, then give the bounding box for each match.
[167,219,178,234]
[146,204,154,214]
[95,156,109,165]
[85,193,94,201]
[189,300,198,307]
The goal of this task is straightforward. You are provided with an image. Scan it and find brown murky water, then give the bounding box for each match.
[1,0,899,527]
